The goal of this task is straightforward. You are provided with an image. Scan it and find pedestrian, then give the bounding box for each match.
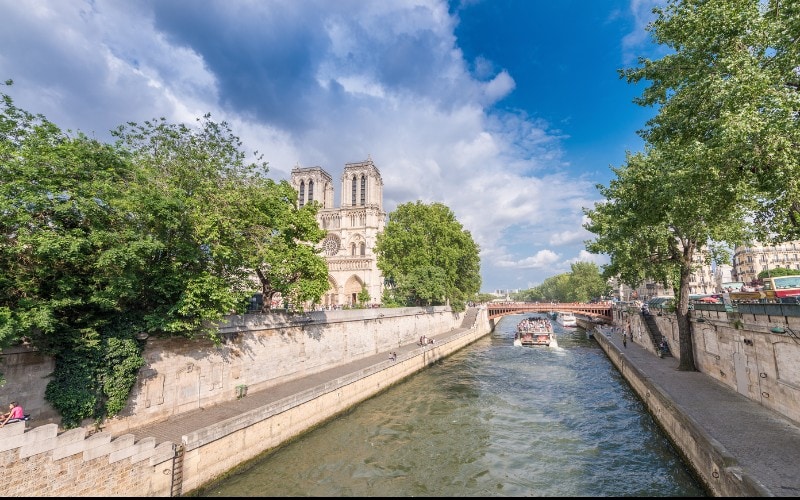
[0,401,24,427]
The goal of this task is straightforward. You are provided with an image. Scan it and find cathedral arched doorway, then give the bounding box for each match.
[344,276,365,306]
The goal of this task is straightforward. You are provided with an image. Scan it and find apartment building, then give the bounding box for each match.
[733,241,800,284]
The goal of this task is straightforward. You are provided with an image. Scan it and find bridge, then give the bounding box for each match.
[486,302,613,321]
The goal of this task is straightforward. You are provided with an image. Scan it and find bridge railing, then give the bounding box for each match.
[485,302,613,320]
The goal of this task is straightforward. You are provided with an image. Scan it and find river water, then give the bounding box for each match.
[197,314,706,497]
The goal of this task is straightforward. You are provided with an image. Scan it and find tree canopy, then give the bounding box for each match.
[0,84,329,426]
[583,0,799,371]
[513,262,610,303]
[375,201,480,311]
[757,267,799,279]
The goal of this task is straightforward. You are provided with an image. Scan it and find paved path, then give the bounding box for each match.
[125,318,800,496]
[124,329,460,447]
[601,325,800,496]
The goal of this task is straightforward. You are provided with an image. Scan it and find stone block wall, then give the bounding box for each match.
[0,307,458,434]
[0,421,175,496]
[0,346,59,425]
[625,309,800,426]
[102,307,459,434]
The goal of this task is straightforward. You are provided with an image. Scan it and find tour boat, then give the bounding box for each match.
[514,316,557,347]
[555,311,577,328]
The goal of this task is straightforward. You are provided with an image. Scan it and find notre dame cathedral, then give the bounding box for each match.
[290,156,386,307]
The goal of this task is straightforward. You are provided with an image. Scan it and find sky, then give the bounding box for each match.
[0,0,668,294]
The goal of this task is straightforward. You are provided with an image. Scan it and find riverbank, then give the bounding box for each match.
[593,323,800,496]
[160,308,491,495]
[5,308,800,496]
[0,306,492,496]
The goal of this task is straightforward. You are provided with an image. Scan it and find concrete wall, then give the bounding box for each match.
[0,306,491,497]
[593,329,769,497]
[103,306,460,434]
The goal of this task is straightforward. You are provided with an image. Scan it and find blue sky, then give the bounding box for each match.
[0,0,666,293]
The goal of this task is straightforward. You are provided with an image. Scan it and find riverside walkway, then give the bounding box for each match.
[599,325,800,497]
[123,320,474,448]
[124,314,800,497]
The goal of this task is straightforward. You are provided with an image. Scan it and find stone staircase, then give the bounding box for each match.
[642,310,671,357]
[459,306,480,329]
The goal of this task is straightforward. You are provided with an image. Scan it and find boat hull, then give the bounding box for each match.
[555,312,577,328]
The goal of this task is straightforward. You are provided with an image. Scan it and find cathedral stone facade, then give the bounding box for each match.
[290,157,386,307]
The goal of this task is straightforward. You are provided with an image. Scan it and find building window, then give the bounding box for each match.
[360,242,366,256]
[352,176,357,206]
[299,181,305,207]
[308,180,314,202]
[360,175,366,205]
[351,243,356,256]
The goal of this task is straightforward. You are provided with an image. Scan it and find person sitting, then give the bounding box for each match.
[0,401,24,427]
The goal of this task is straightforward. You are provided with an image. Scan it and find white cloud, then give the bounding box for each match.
[482,70,515,104]
[549,230,583,246]
[497,250,561,269]
[0,0,649,292]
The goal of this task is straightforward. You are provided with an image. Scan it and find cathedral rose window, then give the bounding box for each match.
[323,234,341,256]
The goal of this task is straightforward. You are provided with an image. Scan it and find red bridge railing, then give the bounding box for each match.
[486,302,613,321]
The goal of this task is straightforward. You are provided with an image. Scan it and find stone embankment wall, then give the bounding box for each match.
[0,307,459,433]
[0,347,60,426]
[0,306,491,496]
[593,329,767,497]
[104,306,462,434]
[640,307,800,425]
[0,421,176,496]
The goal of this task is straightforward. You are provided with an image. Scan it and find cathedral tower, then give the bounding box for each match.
[290,156,386,307]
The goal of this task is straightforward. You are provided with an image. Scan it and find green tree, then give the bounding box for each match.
[245,189,329,313]
[396,265,447,306]
[375,201,480,311]
[585,0,798,370]
[512,288,544,302]
[538,274,572,302]
[1,86,330,426]
[472,292,498,304]
[111,115,266,334]
[584,147,756,370]
[357,286,371,308]
[757,267,797,279]
[112,116,329,320]
[566,262,610,302]
[512,263,609,303]
[0,87,145,426]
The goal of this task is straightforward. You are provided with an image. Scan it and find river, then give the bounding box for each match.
[197,314,706,496]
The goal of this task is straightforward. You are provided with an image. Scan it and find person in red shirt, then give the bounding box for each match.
[0,401,24,427]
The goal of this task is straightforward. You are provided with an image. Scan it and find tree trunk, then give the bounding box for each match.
[255,269,279,312]
[676,243,697,371]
